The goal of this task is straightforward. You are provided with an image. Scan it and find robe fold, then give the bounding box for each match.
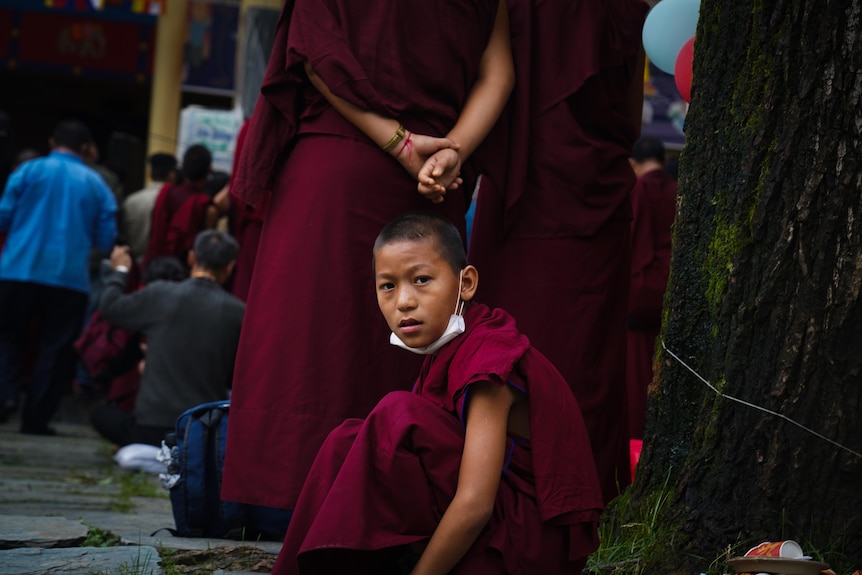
[222,0,500,510]
[274,303,603,575]
[469,0,649,503]
[144,182,209,264]
[626,167,677,439]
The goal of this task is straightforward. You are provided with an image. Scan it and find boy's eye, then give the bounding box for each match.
[378,282,395,291]
[414,276,431,285]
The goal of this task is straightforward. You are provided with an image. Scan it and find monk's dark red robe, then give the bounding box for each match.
[273,303,603,575]
[469,0,648,503]
[226,120,260,303]
[222,0,499,510]
[626,167,677,439]
[143,182,209,264]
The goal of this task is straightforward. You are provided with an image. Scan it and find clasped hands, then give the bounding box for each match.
[391,132,463,204]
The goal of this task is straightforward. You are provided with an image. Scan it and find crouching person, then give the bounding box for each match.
[274,212,604,575]
[91,230,244,447]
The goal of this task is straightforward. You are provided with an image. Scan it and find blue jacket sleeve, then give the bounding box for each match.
[0,167,25,231]
[93,179,118,253]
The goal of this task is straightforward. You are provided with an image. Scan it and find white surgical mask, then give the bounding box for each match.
[390,270,466,355]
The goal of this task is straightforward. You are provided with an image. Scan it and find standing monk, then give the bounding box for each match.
[222,0,514,514]
[469,0,649,503]
[626,137,677,440]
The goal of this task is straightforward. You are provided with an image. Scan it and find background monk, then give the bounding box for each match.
[469,0,649,503]
[274,212,603,575]
[626,136,677,440]
[222,0,515,516]
[144,144,217,267]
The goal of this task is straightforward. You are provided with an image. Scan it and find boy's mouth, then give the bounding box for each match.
[399,318,422,333]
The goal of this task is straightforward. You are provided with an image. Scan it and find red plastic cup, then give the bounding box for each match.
[745,540,804,558]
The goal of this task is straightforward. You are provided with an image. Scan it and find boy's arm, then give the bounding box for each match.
[417,0,514,198]
[410,380,515,575]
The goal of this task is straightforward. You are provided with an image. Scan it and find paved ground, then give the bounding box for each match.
[0,394,281,574]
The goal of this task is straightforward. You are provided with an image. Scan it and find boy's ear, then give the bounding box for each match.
[460,265,479,302]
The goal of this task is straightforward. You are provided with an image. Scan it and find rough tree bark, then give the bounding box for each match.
[632,0,862,571]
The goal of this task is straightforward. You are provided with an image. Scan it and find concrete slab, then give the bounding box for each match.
[0,404,281,573]
[0,545,162,575]
[0,515,88,549]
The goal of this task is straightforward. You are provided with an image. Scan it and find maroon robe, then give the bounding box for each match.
[469,0,648,503]
[274,303,603,575]
[143,182,209,265]
[226,120,260,303]
[222,0,500,509]
[626,167,677,439]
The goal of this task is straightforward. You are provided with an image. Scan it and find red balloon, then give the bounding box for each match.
[674,36,695,103]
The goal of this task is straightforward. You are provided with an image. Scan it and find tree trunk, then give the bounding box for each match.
[633,0,862,571]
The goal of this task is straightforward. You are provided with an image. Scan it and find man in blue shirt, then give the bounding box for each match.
[0,119,117,435]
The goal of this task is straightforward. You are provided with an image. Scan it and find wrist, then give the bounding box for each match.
[114,265,129,274]
[381,123,406,152]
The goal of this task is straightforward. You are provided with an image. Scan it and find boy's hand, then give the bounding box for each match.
[110,245,133,270]
[418,149,462,204]
[391,133,459,190]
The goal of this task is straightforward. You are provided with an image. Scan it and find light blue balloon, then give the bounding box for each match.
[642,0,700,74]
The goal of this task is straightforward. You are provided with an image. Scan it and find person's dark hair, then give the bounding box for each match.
[52,120,92,155]
[204,170,230,197]
[193,230,239,270]
[632,136,666,164]
[149,153,178,182]
[143,256,187,284]
[181,144,212,182]
[373,211,467,274]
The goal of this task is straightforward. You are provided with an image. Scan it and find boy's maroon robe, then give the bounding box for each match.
[626,167,677,439]
[222,0,499,510]
[469,0,649,503]
[274,303,603,575]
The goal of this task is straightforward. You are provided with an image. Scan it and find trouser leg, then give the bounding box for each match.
[0,281,33,414]
[20,285,87,433]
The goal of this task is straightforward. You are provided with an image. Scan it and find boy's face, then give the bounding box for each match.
[374,239,475,349]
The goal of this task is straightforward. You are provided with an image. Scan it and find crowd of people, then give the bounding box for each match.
[0,0,682,572]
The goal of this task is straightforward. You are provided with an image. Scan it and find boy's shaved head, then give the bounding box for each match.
[373,211,467,273]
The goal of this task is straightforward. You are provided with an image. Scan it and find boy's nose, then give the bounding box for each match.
[396,287,417,310]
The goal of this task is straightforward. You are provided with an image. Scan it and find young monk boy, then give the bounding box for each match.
[273,211,604,575]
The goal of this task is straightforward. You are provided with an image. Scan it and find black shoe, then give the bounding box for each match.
[20,426,57,436]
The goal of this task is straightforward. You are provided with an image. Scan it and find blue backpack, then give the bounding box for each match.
[164,400,291,540]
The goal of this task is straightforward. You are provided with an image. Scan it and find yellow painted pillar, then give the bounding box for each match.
[240,0,282,10]
[146,0,187,159]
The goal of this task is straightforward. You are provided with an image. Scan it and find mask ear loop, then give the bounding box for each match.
[453,270,465,316]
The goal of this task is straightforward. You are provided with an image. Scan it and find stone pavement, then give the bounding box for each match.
[0,395,281,574]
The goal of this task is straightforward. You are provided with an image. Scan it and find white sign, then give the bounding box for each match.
[177,105,244,174]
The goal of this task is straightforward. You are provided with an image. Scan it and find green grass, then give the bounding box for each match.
[85,544,160,575]
[585,483,673,575]
[584,472,737,575]
[67,466,167,512]
[82,525,121,547]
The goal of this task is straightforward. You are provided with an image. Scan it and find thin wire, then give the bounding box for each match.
[661,339,862,459]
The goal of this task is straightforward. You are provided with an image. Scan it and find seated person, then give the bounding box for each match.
[90,230,245,447]
[273,212,604,575]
